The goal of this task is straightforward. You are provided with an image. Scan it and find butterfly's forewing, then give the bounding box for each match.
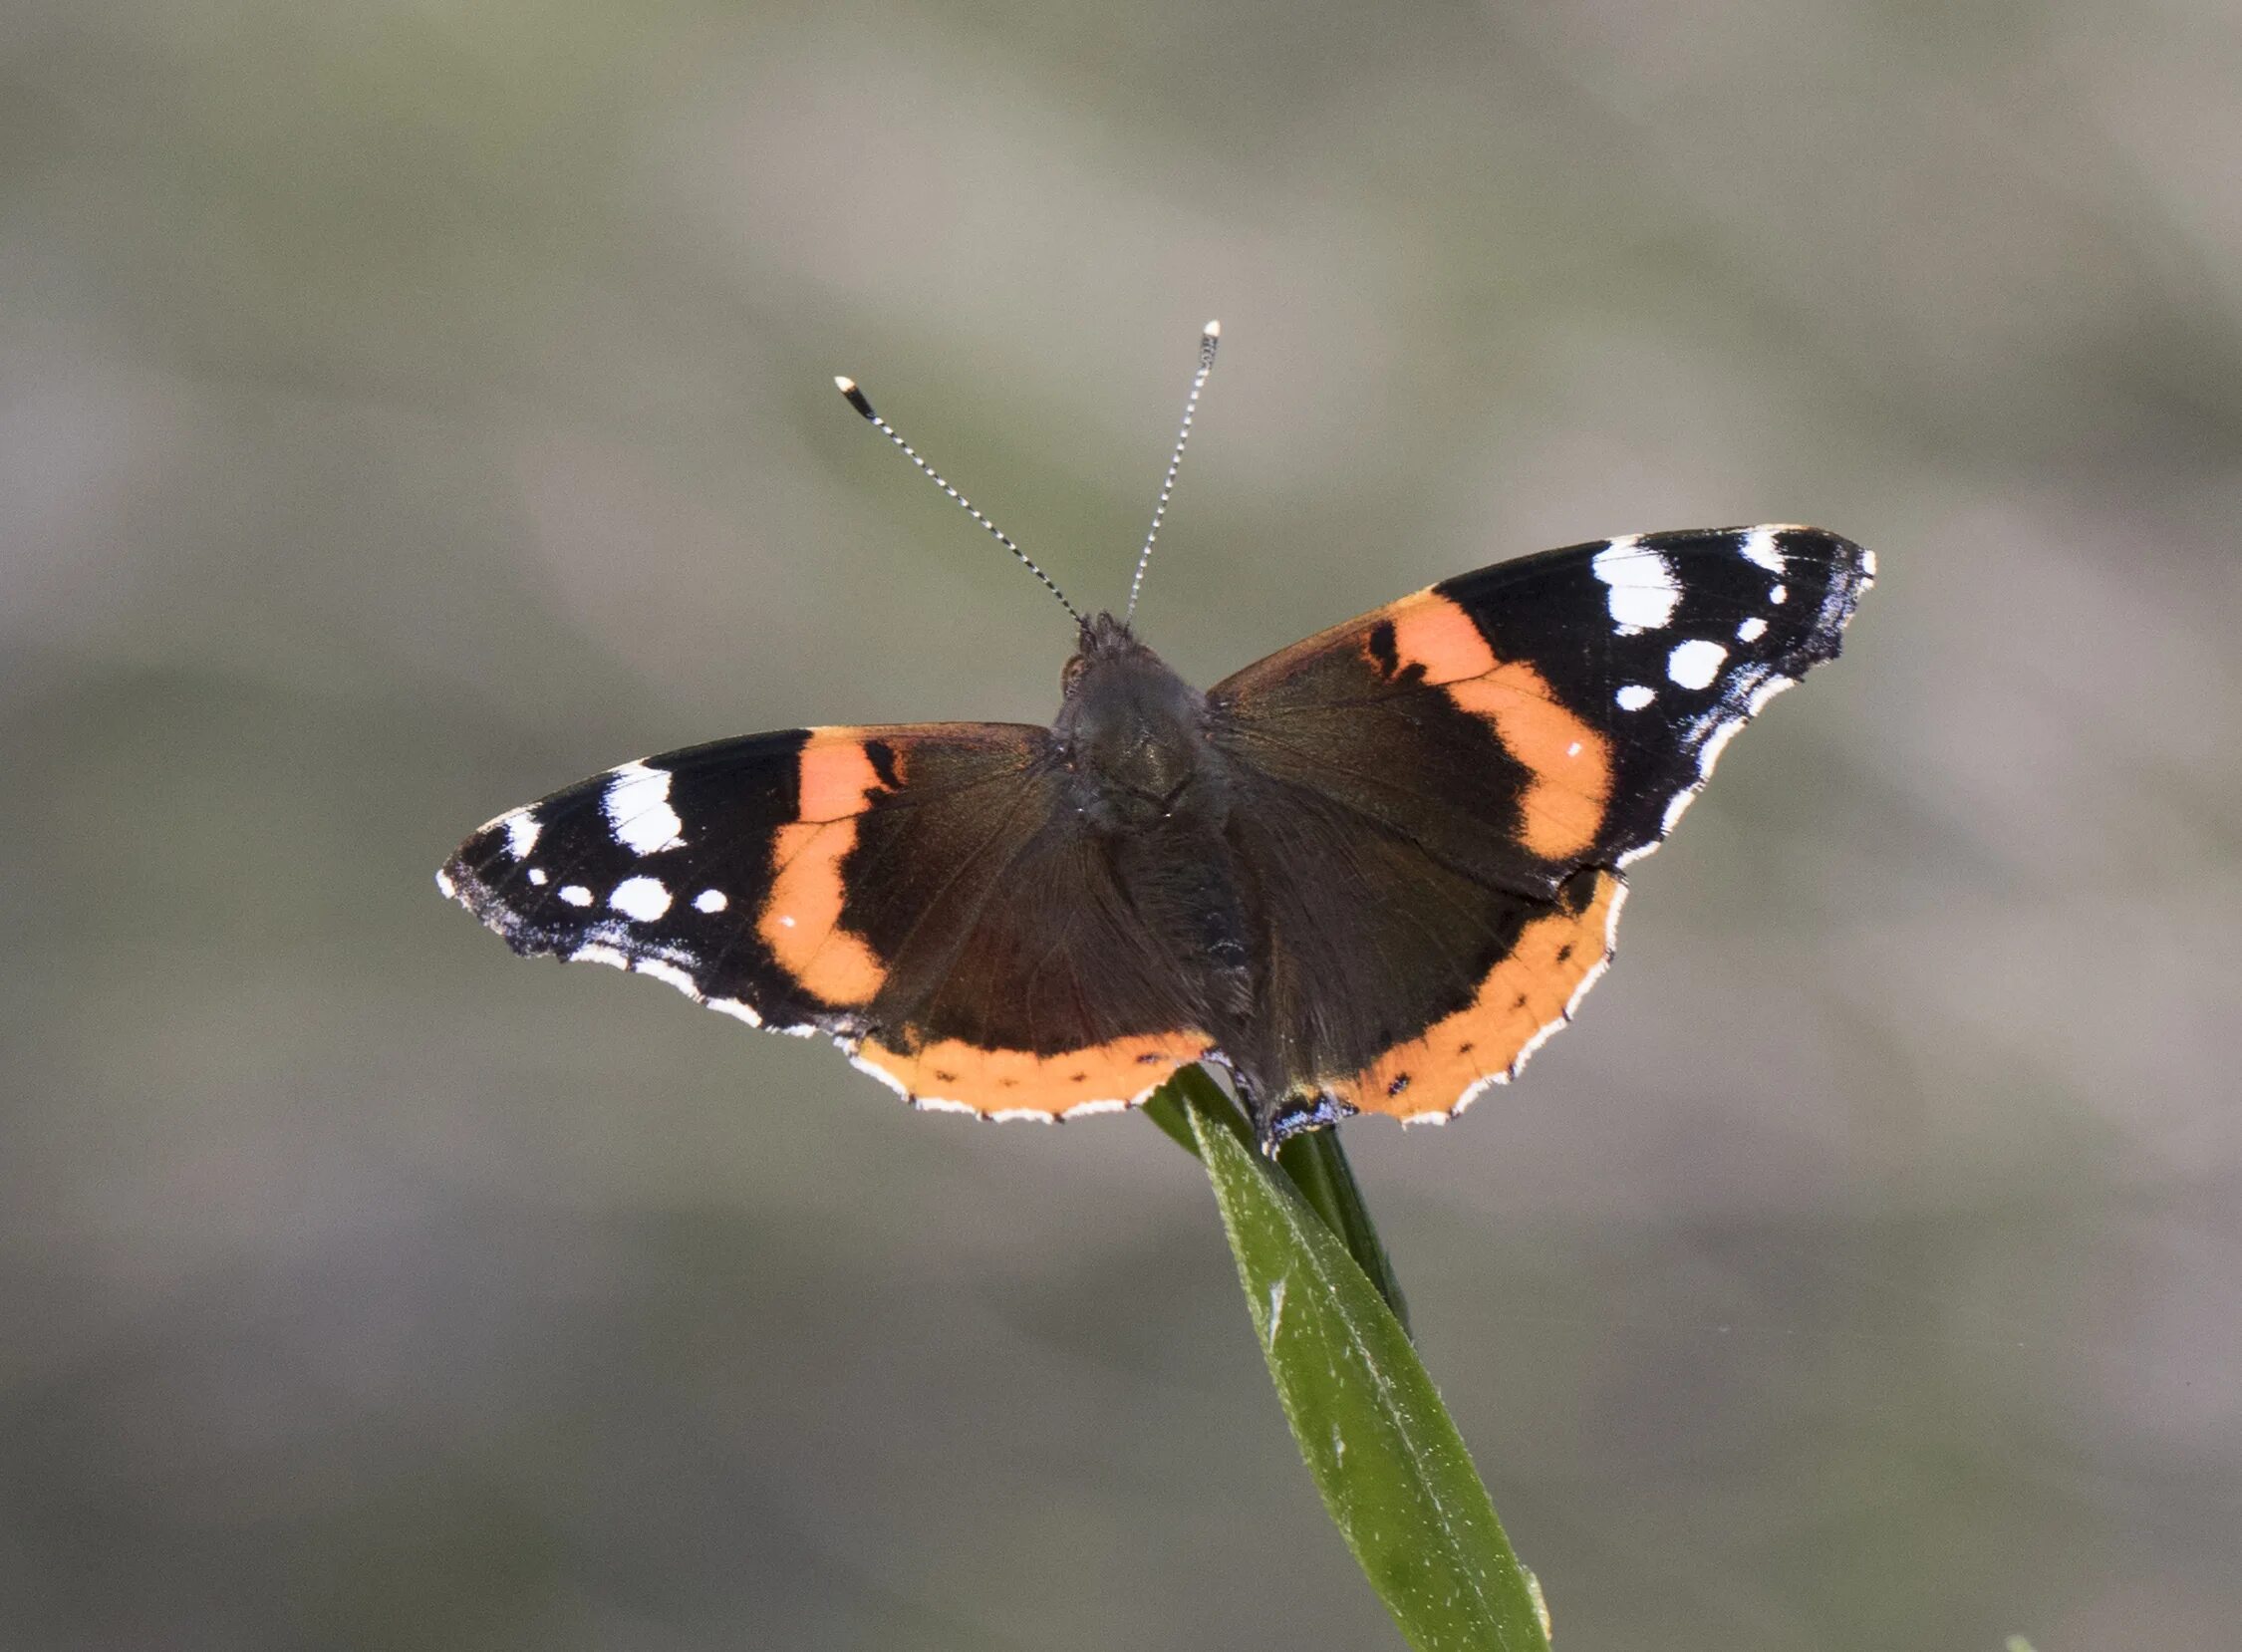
[441,722,1211,1117]
[1209,525,1871,1129]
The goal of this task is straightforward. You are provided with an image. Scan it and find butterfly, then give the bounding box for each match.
[439,324,1872,1150]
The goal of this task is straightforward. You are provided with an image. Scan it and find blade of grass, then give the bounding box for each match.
[1145,1069,1409,1329]
[1142,1071,1246,1157]
[1172,1075,1549,1652]
[1276,1124,1412,1336]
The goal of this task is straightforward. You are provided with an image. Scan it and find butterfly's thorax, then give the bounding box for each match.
[1054,615,1256,1024]
[1054,616,1228,835]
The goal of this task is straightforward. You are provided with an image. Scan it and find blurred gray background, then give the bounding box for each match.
[5,2,2239,1648]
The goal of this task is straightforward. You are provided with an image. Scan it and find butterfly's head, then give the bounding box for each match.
[1055,613,1221,832]
[1062,610,1153,684]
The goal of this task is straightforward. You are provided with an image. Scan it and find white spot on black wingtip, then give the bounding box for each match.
[558,884,593,908]
[1616,684,1656,711]
[1667,638,1728,690]
[434,866,457,900]
[501,812,541,859]
[1592,539,1681,633]
[527,867,549,886]
[1736,616,1768,644]
[602,761,687,855]
[609,875,672,923]
[693,888,728,914]
[1740,526,1787,574]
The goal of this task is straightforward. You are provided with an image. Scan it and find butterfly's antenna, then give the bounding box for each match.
[1124,319,1220,625]
[834,375,1083,624]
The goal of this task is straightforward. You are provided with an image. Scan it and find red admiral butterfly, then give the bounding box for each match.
[440,325,1871,1149]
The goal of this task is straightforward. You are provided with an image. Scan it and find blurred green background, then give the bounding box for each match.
[5,1,2239,1647]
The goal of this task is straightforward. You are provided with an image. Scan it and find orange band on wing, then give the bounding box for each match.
[760,737,895,1007]
[1386,596,1612,860]
[1384,595,1494,685]
[853,1029,1213,1117]
[796,736,884,822]
[1332,869,1624,1120]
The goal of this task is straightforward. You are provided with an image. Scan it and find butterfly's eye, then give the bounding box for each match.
[1061,655,1089,695]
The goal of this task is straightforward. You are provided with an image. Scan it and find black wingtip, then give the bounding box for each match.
[434,850,482,910]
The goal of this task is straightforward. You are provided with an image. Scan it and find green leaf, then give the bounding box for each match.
[1172,1072,1549,1652]
[1141,1078,1239,1158]
[1275,1123,1413,1336]
[1144,1072,1410,1329]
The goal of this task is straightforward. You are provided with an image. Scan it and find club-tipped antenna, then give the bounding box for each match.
[833,375,1082,624]
[1124,320,1220,625]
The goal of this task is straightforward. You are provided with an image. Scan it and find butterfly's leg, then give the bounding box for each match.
[1195,1054,1273,1154]
[1222,1061,1351,1156]
[1264,1088,1351,1154]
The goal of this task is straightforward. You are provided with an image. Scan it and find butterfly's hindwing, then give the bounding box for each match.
[1212,769,1625,1126]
